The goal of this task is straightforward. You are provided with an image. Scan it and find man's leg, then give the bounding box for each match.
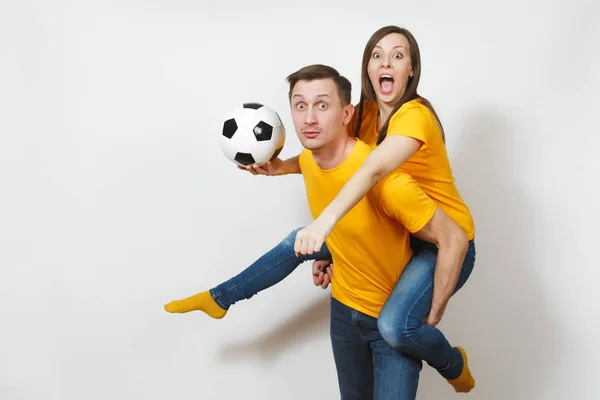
[377,238,476,390]
[330,297,374,400]
[164,227,332,317]
[351,305,422,400]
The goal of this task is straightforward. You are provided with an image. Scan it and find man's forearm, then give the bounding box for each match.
[282,155,301,175]
[430,235,468,317]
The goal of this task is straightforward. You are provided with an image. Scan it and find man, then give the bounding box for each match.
[286,64,472,399]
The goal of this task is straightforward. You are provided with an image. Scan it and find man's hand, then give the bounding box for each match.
[312,259,333,289]
[294,213,336,255]
[237,158,286,176]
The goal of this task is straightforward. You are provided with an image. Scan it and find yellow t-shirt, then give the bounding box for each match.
[299,139,437,318]
[348,99,475,240]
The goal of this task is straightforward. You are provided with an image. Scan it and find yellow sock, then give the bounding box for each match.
[447,346,475,393]
[164,291,227,319]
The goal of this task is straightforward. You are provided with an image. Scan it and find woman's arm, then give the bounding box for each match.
[293,135,420,255]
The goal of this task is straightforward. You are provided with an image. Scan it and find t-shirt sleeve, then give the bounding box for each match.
[378,172,437,233]
[298,149,310,173]
[387,106,429,145]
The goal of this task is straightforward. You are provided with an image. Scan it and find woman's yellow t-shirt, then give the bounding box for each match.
[348,99,475,239]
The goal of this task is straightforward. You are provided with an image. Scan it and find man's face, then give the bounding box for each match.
[290,78,351,151]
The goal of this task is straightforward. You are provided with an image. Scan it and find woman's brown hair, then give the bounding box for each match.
[354,26,445,144]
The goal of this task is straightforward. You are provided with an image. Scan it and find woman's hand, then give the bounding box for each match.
[294,213,336,255]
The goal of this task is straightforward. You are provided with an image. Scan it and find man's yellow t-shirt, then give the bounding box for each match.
[348,99,475,240]
[299,140,437,318]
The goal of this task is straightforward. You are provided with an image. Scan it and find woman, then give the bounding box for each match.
[165,26,476,393]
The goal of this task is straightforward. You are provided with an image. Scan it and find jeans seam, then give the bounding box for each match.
[210,289,229,310]
[403,281,434,338]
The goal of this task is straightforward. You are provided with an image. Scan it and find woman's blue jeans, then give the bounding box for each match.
[210,228,476,380]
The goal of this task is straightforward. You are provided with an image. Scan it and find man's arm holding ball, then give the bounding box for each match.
[238,155,301,176]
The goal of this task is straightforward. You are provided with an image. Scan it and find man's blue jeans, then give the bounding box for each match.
[210,228,476,381]
[330,296,421,400]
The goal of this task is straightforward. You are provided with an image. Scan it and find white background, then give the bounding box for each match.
[1,0,599,399]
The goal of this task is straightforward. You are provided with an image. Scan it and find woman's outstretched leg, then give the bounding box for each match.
[164,227,332,318]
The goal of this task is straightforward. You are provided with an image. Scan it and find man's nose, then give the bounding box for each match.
[305,108,317,125]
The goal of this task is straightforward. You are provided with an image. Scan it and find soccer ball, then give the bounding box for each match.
[220,102,286,167]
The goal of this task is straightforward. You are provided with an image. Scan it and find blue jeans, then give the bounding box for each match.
[330,296,421,400]
[377,237,476,380]
[210,227,331,310]
[210,228,476,380]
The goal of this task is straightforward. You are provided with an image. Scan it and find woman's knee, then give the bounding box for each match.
[453,240,477,294]
[378,307,421,351]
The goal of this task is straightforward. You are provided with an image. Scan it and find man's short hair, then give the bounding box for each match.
[286,64,352,106]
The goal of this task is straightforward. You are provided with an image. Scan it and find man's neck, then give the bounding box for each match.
[312,136,356,170]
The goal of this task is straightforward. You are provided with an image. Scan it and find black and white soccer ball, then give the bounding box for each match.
[220,102,286,167]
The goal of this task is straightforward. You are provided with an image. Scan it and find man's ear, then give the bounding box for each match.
[343,103,355,126]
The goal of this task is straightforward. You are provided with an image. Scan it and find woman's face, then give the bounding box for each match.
[367,33,413,106]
